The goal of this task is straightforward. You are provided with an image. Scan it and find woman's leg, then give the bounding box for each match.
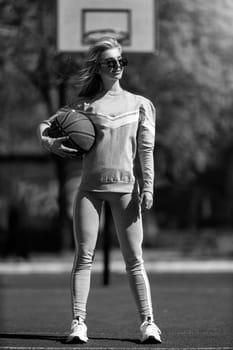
[109,192,154,322]
[71,190,103,320]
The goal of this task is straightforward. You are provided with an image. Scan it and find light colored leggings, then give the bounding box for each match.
[71,190,154,322]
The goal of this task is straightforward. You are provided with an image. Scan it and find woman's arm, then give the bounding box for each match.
[137,98,156,211]
[37,121,78,158]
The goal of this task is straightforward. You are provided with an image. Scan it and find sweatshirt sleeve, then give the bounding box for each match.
[137,97,156,195]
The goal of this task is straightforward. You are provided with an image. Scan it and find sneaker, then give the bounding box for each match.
[140,318,162,344]
[67,318,88,343]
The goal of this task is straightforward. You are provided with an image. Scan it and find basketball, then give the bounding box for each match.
[48,108,95,155]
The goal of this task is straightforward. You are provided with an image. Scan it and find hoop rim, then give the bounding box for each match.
[82,29,130,46]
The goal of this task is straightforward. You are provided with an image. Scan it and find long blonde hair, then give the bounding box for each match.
[76,37,122,98]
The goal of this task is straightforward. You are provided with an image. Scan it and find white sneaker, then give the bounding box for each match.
[67,318,88,343]
[140,318,162,344]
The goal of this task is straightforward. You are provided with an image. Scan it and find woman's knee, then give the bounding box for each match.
[125,255,144,273]
[73,245,95,270]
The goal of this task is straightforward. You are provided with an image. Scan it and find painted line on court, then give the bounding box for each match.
[0,347,232,350]
[0,260,233,274]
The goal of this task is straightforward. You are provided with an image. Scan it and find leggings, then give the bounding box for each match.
[71,190,154,322]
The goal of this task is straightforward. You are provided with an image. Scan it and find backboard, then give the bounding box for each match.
[57,0,158,53]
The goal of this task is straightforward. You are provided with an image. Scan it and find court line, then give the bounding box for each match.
[0,347,233,350]
[1,260,233,274]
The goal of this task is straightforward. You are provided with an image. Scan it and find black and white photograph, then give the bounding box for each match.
[0,0,233,349]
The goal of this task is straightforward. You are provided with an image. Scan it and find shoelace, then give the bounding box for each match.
[72,319,84,330]
[143,320,162,335]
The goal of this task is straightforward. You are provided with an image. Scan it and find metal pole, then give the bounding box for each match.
[102,202,111,285]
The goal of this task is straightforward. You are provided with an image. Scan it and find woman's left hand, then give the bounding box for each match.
[140,191,153,212]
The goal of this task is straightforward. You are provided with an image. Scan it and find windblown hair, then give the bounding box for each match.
[76,37,122,98]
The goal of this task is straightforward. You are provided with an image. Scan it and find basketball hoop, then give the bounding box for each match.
[82,29,130,46]
[57,0,157,53]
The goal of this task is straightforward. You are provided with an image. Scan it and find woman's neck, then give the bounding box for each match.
[103,80,122,93]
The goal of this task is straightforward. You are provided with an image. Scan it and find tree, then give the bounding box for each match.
[0,0,84,251]
[123,0,233,226]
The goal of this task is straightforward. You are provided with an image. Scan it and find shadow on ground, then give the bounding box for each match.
[0,332,142,345]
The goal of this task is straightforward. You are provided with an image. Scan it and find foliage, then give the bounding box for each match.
[124,0,233,184]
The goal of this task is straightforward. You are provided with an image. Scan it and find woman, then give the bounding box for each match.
[38,37,162,344]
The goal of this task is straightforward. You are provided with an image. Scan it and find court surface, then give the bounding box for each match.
[0,263,233,350]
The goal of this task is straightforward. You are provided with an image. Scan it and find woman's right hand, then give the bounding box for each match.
[40,135,79,158]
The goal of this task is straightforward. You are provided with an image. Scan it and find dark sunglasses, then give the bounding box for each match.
[99,56,128,69]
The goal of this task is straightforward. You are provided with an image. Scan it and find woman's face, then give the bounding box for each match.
[98,47,126,82]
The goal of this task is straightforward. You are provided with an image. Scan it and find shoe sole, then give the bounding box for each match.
[141,335,162,344]
[66,336,88,344]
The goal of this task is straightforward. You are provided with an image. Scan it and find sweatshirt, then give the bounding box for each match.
[45,89,156,195]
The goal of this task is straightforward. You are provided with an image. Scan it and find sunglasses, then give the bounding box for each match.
[99,56,128,70]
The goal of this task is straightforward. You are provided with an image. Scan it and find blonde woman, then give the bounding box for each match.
[38,37,162,344]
